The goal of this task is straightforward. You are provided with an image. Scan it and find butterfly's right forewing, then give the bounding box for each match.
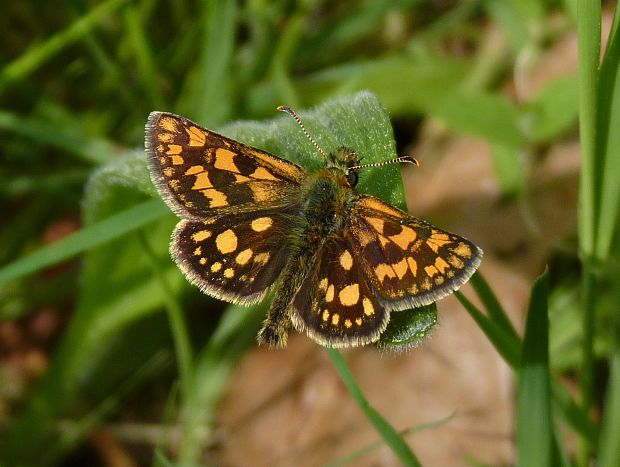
[146,112,305,220]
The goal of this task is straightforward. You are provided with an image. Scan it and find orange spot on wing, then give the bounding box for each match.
[389,225,417,249]
[186,126,206,146]
[325,284,335,303]
[248,183,279,202]
[360,197,405,218]
[454,242,472,258]
[424,265,439,277]
[366,217,385,233]
[201,189,228,207]
[185,165,204,175]
[393,258,408,279]
[339,250,353,271]
[166,144,182,155]
[250,167,278,181]
[407,257,418,277]
[192,230,211,242]
[213,148,240,173]
[363,298,374,316]
[435,257,450,274]
[192,172,213,190]
[157,132,174,143]
[339,284,359,306]
[160,117,179,133]
[375,264,396,282]
[216,229,238,254]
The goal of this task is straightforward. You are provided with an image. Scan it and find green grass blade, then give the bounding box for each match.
[123,5,166,110]
[326,413,455,467]
[595,6,620,260]
[0,199,168,286]
[139,232,193,401]
[177,302,265,465]
[517,269,552,467]
[0,110,119,165]
[470,272,520,342]
[455,290,521,369]
[0,0,130,92]
[599,271,620,467]
[187,0,237,125]
[599,346,620,466]
[460,276,598,446]
[325,348,421,467]
[576,0,601,258]
[551,380,598,447]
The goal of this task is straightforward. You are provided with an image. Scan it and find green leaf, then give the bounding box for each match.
[227,91,405,207]
[427,90,524,148]
[455,289,521,369]
[248,55,473,117]
[378,304,437,350]
[180,0,237,125]
[490,143,525,196]
[517,268,552,467]
[523,74,579,143]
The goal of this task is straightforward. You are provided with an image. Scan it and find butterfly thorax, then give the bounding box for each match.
[298,169,357,236]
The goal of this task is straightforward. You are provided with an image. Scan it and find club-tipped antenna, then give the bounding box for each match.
[277,105,328,161]
[349,155,419,171]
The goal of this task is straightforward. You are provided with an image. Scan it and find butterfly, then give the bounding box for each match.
[145,107,482,348]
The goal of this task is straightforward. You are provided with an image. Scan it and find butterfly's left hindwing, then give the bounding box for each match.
[172,209,295,305]
[291,237,389,347]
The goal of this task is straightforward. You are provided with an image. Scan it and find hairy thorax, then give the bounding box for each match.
[298,168,358,243]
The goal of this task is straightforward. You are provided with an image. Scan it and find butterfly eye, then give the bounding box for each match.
[346,170,358,187]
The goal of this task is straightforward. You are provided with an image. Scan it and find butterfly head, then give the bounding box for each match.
[328,147,360,187]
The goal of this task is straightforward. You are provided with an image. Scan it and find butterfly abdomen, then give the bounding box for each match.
[257,173,357,348]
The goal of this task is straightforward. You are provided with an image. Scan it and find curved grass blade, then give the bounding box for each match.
[325,348,421,467]
[0,199,169,286]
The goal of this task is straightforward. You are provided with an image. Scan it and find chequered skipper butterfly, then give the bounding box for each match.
[145,106,482,348]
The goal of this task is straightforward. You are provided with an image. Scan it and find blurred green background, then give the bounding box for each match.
[1,0,619,465]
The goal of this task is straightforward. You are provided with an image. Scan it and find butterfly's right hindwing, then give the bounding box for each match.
[291,236,389,347]
[146,112,306,220]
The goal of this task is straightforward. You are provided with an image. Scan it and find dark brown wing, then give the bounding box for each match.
[347,195,483,310]
[146,112,305,221]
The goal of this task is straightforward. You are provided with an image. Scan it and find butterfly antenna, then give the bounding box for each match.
[349,155,419,171]
[277,106,329,161]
